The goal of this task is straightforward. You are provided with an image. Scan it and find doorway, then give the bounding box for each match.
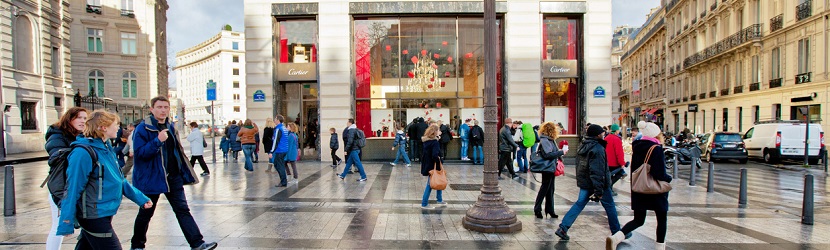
[280,82,319,160]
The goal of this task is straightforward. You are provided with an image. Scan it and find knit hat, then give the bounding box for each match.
[637,121,661,138]
[586,124,604,137]
[610,124,620,132]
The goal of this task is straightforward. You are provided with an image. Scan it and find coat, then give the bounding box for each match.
[629,140,673,212]
[329,132,339,150]
[186,128,205,156]
[439,125,453,143]
[238,125,259,145]
[132,115,199,194]
[393,131,407,148]
[538,135,564,161]
[45,125,76,157]
[470,125,484,146]
[226,124,242,151]
[575,136,610,196]
[284,132,299,162]
[220,136,230,152]
[57,136,150,235]
[263,127,275,152]
[459,123,470,140]
[499,125,519,152]
[420,138,442,176]
[604,133,626,168]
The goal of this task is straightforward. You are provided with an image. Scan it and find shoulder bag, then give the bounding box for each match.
[530,140,557,174]
[429,161,448,190]
[631,145,673,194]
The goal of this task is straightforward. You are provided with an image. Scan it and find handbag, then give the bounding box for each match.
[530,142,556,173]
[429,161,448,190]
[631,145,673,194]
[202,138,208,148]
[554,159,565,176]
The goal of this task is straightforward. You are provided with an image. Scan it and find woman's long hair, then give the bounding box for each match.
[422,124,440,140]
[265,118,276,128]
[53,107,89,137]
[539,122,559,139]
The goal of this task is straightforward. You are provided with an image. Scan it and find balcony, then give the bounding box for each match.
[770,14,783,32]
[796,72,812,84]
[619,89,629,96]
[733,85,744,94]
[670,67,675,74]
[720,88,730,96]
[619,18,664,61]
[699,93,706,99]
[769,78,782,88]
[683,24,762,68]
[749,82,760,91]
[701,11,707,18]
[796,0,812,21]
[670,100,675,104]
[667,0,677,11]
[121,9,135,17]
[710,2,717,11]
[86,4,102,14]
[683,97,688,102]
[691,95,697,101]
[676,64,680,72]
[692,18,697,24]
[684,24,689,30]
[709,91,717,98]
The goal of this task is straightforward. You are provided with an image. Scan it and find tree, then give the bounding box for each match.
[223,24,232,31]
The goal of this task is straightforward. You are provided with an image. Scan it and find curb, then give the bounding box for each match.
[757,162,828,176]
[0,156,50,166]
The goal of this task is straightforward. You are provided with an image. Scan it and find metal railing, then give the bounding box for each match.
[86,4,102,14]
[733,85,744,94]
[121,9,135,17]
[749,82,760,91]
[770,14,783,32]
[769,78,783,88]
[683,24,762,68]
[699,93,706,99]
[683,97,688,102]
[691,95,697,101]
[73,92,148,124]
[720,88,729,96]
[796,0,812,21]
[692,17,697,24]
[796,72,812,84]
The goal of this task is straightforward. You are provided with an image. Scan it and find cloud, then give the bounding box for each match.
[612,0,661,28]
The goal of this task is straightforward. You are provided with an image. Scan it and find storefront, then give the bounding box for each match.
[244,1,612,162]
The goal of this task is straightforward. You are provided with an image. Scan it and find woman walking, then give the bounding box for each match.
[263,118,276,170]
[606,121,672,250]
[226,121,242,161]
[237,119,259,171]
[534,122,566,219]
[44,107,88,250]
[57,110,152,249]
[284,123,300,180]
[420,124,447,209]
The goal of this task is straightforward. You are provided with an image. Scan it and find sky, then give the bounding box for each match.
[165,0,661,88]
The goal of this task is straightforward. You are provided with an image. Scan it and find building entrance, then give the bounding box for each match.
[279,82,319,160]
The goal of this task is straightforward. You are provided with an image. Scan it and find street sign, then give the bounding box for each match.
[688,104,698,112]
[253,90,266,102]
[593,86,605,98]
[206,80,217,101]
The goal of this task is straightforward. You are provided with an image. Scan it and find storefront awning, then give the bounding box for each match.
[646,108,657,115]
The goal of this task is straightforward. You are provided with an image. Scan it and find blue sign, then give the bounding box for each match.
[253,90,266,102]
[593,86,606,98]
[206,80,217,101]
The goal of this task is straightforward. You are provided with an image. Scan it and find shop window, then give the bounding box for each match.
[121,32,137,55]
[88,70,105,97]
[791,105,821,121]
[122,71,137,98]
[13,16,35,72]
[87,28,104,52]
[20,101,37,131]
[278,20,317,63]
[542,16,580,134]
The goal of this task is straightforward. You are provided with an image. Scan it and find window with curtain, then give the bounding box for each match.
[121,32,136,55]
[122,72,137,98]
[87,28,103,52]
[88,70,105,97]
[13,16,35,72]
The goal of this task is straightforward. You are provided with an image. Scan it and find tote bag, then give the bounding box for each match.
[429,161,448,190]
[631,145,673,194]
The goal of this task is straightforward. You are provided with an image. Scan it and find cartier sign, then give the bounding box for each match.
[542,60,578,78]
[277,63,317,81]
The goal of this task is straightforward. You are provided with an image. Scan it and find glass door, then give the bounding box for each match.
[280,82,319,160]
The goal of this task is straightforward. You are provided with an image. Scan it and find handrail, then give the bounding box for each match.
[683,24,761,68]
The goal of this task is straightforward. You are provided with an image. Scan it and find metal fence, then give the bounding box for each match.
[73,92,148,124]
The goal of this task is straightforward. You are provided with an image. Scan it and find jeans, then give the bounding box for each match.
[440,142,448,158]
[610,167,625,187]
[517,146,528,172]
[189,155,209,174]
[46,193,63,250]
[412,140,423,160]
[472,145,483,164]
[533,172,555,214]
[77,216,121,250]
[498,151,516,177]
[340,150,367,179]
[242,144,256,171]
[393,145,411,165]
[622,209,668,243]
[273,152,288,185]
[232,150,239,160]
[460,139,469,159]
[131,176,205,249]
[422,176,443,207]
[558,188,621,234]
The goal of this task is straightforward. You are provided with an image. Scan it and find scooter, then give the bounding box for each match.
[664,141,702,169]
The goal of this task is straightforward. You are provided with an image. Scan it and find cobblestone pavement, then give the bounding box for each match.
[2,149,830,249]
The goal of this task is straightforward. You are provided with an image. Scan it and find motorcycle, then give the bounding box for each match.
[664,141,702,169]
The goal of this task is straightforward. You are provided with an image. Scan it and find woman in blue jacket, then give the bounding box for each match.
[284,123,300,180]
[57,110,152,249]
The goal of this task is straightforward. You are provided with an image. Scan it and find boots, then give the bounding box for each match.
[655,242,665,250]
[605,231,625,250]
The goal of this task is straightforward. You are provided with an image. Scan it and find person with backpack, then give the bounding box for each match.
[512,121,527,173]
[390,123,411,167]
[238,119,259,172]
[458,119,471,161]
[469,120,484,165]
[420,124,446,209]
[338,118,367,181]
[606,121,672,250]
[44,107,88,250]
[268,115,290,187]
[129,96,217,250]
[438,120,453,158]
[56,110,152,249]
[534,122,566,219]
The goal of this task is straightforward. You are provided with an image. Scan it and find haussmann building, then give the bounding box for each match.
[244,0,613,162]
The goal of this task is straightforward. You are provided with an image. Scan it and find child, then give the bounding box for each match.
[284,123,300,181]
[390,124,411,167]
[220,135,230,161]
[329,127,341,168]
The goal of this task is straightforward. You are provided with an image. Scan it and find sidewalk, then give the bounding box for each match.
[0,150,49,165]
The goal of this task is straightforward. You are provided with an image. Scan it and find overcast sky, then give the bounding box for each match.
[165,0,661,87]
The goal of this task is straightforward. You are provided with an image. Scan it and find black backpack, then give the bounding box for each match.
[355,129,366,148]
[471,127,482,140]
[40,144,100,208]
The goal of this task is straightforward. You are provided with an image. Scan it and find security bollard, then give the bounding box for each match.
[802,174,814,225]
[707,161,715,193]
[689,157,697,186]
[3,165,15,216]
[672,154,678,178]
[739,168,747,207]
[823,149,828,174]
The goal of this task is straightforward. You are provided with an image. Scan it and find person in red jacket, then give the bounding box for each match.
[604,124,628,196]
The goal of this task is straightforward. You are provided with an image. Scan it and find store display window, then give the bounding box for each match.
[542,16,581,134]
[278,20,317,63]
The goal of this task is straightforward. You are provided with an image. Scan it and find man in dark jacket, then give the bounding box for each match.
[413,118,428,162]
[130,96,217,250]
[338,118,367,181]
[438,121,452,158]
[469,120,484,165]
[555,124,621,241]
[498,118,519,179]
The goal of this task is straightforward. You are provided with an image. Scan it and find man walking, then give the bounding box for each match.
[555,124,621,241]
[338,118,367,181]
[186,122,210,176]
[268,115,290,187]
[130,96,217,250]
[470,120,484,165]
[605,124,627,195]
[498,118,519,179]
[459,119,471,161]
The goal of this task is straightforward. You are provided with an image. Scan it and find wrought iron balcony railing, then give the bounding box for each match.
[796,0,812,21]
[691,95,697,101]
[796,72,812,84]
[769,78,782,88]
[86,4,102,14]
[692,18,697,24]
[749,82,760,91]
[683,24,762,68]
[683,97,688,102]
[720,88,729,96]
[770,14,783,32]
[733,85,743,94]
[699,93,707,99]
[121,9,135,17]
[709,91,717,98]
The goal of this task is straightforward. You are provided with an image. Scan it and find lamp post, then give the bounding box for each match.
[462,0,521,233]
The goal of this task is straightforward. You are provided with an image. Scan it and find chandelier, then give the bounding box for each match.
[406,54,443,92]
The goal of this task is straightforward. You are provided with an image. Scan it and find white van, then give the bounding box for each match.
[742,121,824,164]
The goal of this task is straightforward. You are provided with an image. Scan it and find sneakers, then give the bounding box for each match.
[436,201,448,207]
[655,242,665,250]
[606,231,625,250]
[337,159,342,165]
[390,162,396,166]
[357,178,367,182]
[406,164,412,167]
[461,157,470,161]
[200,172,210,176]
[421,206,434,210]
[192,242,218,250]
[555,227,570,241]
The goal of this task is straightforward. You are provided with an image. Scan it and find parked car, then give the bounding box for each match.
[743,121,824,164]
[701,132,748,163]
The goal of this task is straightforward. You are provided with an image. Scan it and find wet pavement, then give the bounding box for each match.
[1,145,830,249]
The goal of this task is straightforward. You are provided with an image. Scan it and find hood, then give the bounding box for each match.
[229,124,239,128]
[417,118,425,123]
[46,125,67,140]
[348,124,357,129]
[422,135,439,141]
[578,137,606,155]
[397,130,404,134]
[142,115,173,131]
[70,135,112,150]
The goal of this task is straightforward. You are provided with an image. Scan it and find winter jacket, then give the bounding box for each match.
[470,125,484,146]
[538,135,564,161]
[629,140,673,211]
[284,132,299,162]
[263,127,275,152]
[344,124,360,152]
[439,124,453,143]
[132,115,199,195]
[575,136,610,196]
[393,130,407,148]
[407,121,420,141]
[269,123,290,154]
[499,125,519,152]
[329,132,339,150]
[420,138,442,176]
[186,128,205,156]
[226,124,242,151]
[238,125,259,145]
[45,125,77,157]
[220,136,230,152]
[459,123,470,140]
[604,133,626,168]
[56,136,150,235]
